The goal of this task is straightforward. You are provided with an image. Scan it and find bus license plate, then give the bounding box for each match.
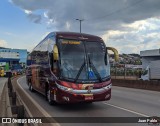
[85,96,93,100]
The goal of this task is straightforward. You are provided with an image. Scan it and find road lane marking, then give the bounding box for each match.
[17,76,61,126]
[103,102,149,117]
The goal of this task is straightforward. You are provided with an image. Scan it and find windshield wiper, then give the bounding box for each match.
[74,55,103,83]
[74,58,86,83]
[88,55,102,82]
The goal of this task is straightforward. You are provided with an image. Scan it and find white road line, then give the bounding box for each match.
[103,102,149,117]
[17,77,61,126]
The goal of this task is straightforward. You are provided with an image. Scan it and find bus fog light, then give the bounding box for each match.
[105,94,110,99]
[62,96,70,101]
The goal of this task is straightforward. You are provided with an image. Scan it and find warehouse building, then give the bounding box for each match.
[140,49,160,69]
[0,47,27,68]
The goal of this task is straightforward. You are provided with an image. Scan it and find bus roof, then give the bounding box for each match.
[55,32,103,42]
[32,32,104,52]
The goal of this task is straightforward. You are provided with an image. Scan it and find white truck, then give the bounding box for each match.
[141,60,160,80]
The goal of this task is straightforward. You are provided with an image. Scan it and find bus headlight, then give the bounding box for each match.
[56,82,73,92]
[104,84,112,90]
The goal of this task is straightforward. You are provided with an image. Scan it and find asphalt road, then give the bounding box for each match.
[0,77,7,95]
[0,77,7,94]
[17,76,160,126]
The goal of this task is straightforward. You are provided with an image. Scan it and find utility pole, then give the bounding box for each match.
[76,19,84,33]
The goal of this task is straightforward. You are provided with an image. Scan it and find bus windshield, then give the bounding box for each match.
[58,39,110,83]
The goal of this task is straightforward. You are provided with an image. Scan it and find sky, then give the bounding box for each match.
[1,0,160,54]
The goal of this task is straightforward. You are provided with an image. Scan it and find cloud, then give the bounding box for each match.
[21,10,41,23]
[27,13,42,23]
[0,40,8,47]
[10,0,160,53]
[101,18,160,54]
[24,9,32,14]
[10,0,160,31]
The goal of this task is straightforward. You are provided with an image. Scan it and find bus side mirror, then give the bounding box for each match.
[106,47,119,62]
[53,44,59,61]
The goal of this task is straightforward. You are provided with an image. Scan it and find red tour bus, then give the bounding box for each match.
[26,32,119,104]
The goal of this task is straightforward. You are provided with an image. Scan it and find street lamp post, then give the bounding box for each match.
[76,19,84,33]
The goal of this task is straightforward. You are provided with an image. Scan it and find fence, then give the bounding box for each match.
[111,66,142,80]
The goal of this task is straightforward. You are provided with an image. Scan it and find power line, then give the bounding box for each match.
[85,0,145,21]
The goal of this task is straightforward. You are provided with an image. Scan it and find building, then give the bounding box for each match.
[140,49,160,69]
[0,47,27,68]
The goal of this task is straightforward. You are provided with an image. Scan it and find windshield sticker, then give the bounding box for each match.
[89,71,94,78]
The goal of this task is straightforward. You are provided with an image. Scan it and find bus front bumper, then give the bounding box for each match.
[52,84,112,103]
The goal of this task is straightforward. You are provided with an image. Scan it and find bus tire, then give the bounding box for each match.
[46,89,54,105]
[29,82,34,92]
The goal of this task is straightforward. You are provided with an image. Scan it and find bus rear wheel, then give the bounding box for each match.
[29,82,34,92]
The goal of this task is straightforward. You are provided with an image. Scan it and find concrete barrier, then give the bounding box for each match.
[112,79,160,91]
[0,80,14,126]
[0,78,7,105]
[0,76,26,126]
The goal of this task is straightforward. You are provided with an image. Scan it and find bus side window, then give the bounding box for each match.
[49,52,58,77]
[39,67,44,77]
[49,53,54,70]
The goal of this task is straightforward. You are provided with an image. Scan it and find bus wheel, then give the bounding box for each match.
[29,82,34,92]
[47,89,54,105]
